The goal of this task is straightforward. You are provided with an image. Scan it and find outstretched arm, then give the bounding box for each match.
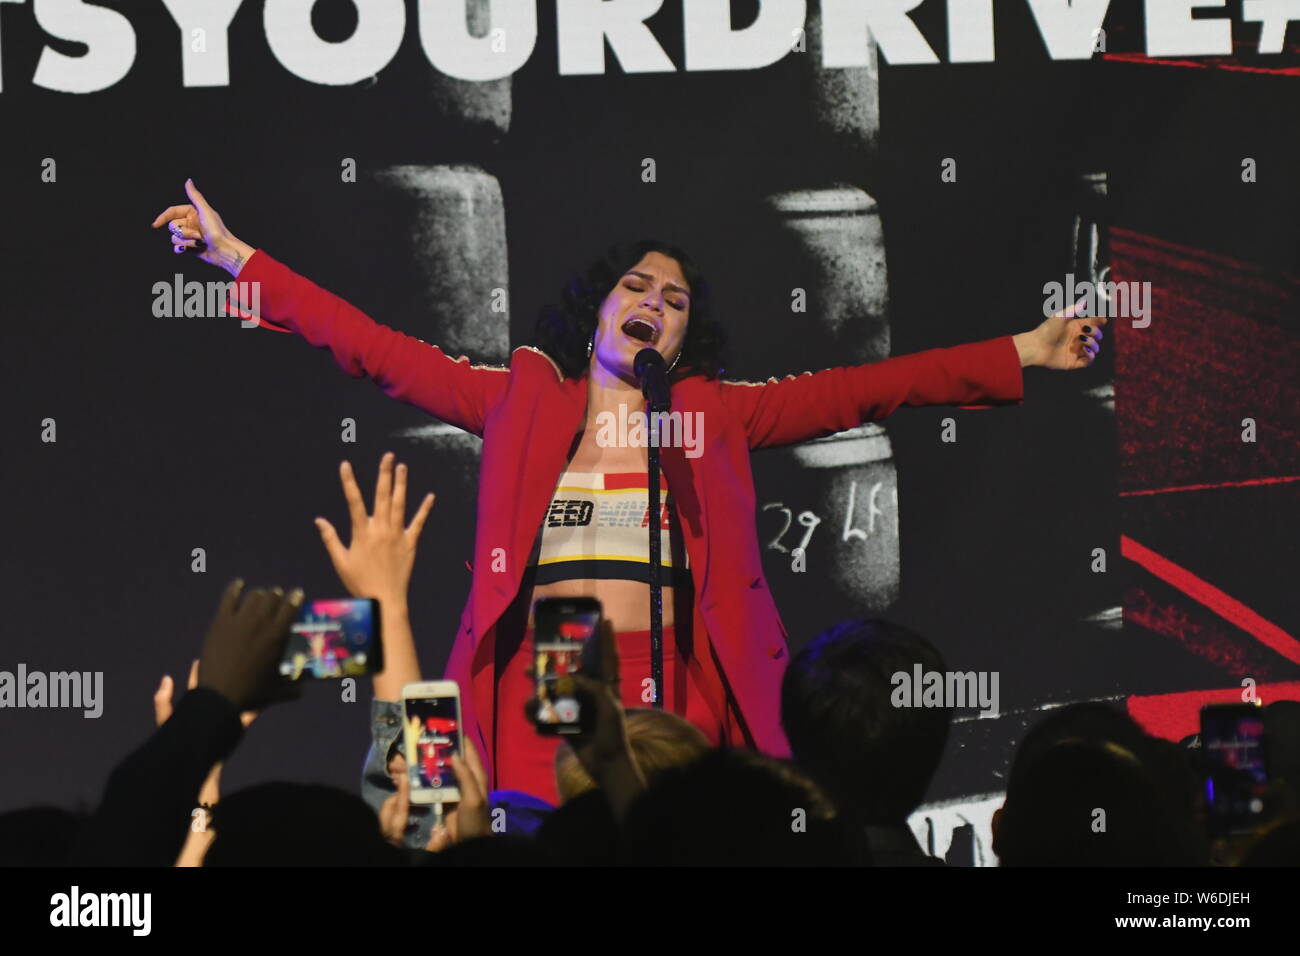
[153,660,259,866]
[152,180,509,437]
[721,305,1106,450]
[720,335,1022,450]
[317,452,442,846]
[74,582,301,866]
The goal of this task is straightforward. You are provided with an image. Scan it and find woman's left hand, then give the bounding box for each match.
[1016,299,1107,370]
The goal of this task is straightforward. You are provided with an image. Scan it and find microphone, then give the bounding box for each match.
[634,347,671,412]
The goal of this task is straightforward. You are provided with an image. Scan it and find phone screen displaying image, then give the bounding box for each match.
[1201,705,1268,834]
[404,695,461,798]
[279,598,380,680]
[533,600,601,735]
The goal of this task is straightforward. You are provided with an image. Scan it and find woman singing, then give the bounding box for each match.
[153,179,1106,804]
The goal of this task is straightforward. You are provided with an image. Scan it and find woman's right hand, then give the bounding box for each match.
[151,178,255,277]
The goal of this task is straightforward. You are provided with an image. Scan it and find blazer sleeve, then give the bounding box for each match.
[229,250,510,437]
[718,335,1025,450]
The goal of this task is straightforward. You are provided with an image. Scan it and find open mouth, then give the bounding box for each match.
[621,316,659,344]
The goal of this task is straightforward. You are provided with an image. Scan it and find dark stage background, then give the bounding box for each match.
[1,1,1295,862]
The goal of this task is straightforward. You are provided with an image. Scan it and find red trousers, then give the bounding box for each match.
[492,624,724,805]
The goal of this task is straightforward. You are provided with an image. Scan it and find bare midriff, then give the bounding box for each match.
[524,410,675,634]
[528,578,672,633]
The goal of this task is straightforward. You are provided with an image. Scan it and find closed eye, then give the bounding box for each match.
[626,280,688,311]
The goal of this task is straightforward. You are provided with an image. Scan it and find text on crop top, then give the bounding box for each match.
[526,471,691,587]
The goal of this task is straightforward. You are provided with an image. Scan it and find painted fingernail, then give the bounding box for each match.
[1078,334,1087,341]
[1083,325,1092,333]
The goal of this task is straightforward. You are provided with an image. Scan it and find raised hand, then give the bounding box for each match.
[154,659,258,729]
[378,767,413,848]
[314,453,435,607]
[197,579,303,712]
[150,179,255,277]
[378,735,490,852]
[426,737,491,852]
[566,621,637,777]
[521,620,645,818]
[154,658,261,865]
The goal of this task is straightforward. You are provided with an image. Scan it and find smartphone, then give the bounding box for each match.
[279,598,382,680]
[532,597,602,735]
[1201,703,1269,835]
[402,681,462,805]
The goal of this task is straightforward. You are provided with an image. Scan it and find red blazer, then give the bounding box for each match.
[235,250,1025,781]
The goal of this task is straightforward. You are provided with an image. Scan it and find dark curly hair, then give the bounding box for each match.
[532,239,727,382]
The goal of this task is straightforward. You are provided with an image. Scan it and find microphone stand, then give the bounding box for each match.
[636,348,670,709]
[647,418,664,708]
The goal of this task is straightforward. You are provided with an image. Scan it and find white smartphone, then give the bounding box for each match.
[401,681,462,805]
